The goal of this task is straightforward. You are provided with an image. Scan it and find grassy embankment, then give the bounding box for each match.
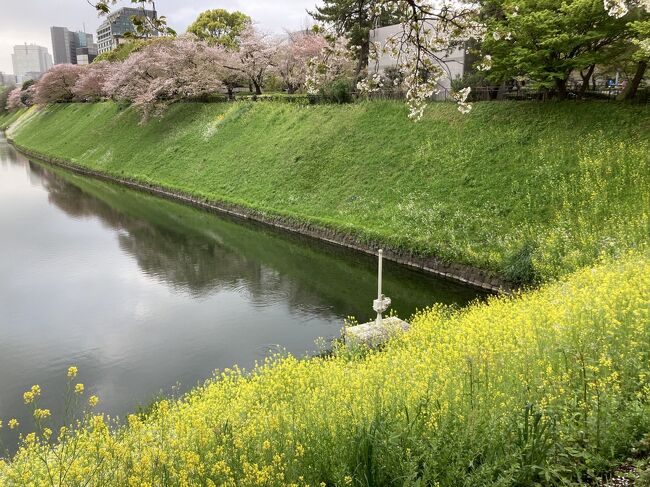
[3,101,649,284]
[0,109,26,131]
[0,101,649,485]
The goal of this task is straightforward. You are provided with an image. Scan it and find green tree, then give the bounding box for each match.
[480,0,632,98]
[187,9,252,49]
[94,39,151,63]
[0,86,10,113]
[621,17,649,99]
[309,0,397,78]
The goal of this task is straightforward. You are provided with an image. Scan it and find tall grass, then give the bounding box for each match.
[1,253,649,485]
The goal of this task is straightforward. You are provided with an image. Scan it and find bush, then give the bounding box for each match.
[450,71,490,92]
[316,78,354,104]
[503,240,539,285]
[20,80,35,106]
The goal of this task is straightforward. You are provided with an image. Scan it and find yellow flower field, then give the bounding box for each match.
[1,253,649,486]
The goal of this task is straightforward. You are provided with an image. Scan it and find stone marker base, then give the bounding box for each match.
[344,317,410,348]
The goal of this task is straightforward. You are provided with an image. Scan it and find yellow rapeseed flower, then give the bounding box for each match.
[75,383,84,395]
[67,366,78,378]
[88,395,99,407]
[33,408,51,420]
[8,419,19,430]
[23,385,41,404]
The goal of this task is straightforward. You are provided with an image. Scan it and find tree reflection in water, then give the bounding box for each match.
[28,159,481,322]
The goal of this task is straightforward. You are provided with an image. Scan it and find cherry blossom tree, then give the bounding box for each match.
[72,61,112,101]
[224,26,278,95]
[206,47,249,99]
[367,1,483,118]
[275,31,329,93]
[6,87,25,110]
[305,35,357,96]
[104,38,225,120]
[603,0,650,18]
[34,64,85,105]
[306,1,482,118]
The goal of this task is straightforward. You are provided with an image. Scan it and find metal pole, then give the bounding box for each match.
[378,249,383,298]
[376,249,383,326]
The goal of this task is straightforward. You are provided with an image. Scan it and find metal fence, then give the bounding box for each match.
[186,83,649,106]
[363,85,649,104]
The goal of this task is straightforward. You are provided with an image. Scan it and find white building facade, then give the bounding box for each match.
[369,24,470,98]
[11,44,53,81]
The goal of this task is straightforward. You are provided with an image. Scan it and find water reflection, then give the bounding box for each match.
[0,135,482,452]
[28,158,479,318]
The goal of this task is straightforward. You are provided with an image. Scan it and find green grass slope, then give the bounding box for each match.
[0,109,27,130]
[5,101,650,283]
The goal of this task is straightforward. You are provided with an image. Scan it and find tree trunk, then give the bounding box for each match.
[253,80,262,95]
[579,64,595,99]
[622,60,647,100]
[355,37,370,81]
[354,0,370,81]
[227,86,234,101]
[555,78,568,100]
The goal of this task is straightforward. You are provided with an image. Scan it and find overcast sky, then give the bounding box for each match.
[0,0,319,74]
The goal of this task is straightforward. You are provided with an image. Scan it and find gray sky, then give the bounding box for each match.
[0,0,319,74]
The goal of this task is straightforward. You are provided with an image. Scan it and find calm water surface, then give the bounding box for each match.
[0,133,482,449]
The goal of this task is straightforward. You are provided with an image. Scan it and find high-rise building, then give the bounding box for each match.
[51,27,98,65]
[96,7,158,54]
[11,44,53,80]
[51,27,75,64]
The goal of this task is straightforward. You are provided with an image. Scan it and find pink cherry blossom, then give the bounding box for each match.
[6,87,25,110]
[34,64,85,105]
[104,38,225,120]
[72,61,112,101]
[275,31,328,93]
